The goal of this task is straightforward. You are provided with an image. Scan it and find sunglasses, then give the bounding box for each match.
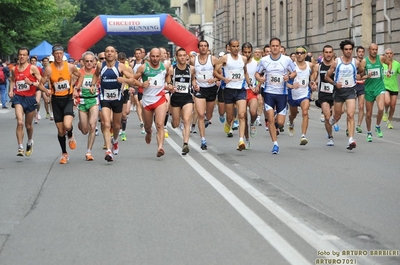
[296,52,306,55]
[99,57,105,60]
[85,60,94,63]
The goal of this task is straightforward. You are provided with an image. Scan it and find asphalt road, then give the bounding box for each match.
[0,100,399,265]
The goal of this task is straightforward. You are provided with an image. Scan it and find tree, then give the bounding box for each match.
[0,0,79,57]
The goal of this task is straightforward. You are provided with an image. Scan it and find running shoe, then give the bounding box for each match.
[190,125,197,134]
[219,114,225,123]
[237,140,246,151]
[375,125,383,138]
[112,138,119,155]
[329,116,336,126]
[200,139,207,150]
[95,127,99,136]
[227,129,233,138]
[245,140,251,150]
[17,148,24,157]
[68,135,77,150]
[265,120,269,131]
[366,132,372,142]
[300,136,308,145]
[320,114,325,122]
[46,113,50,119]
[140,122,145,134]
[120,131,127,141]
[179,121,184,130]
[346,139,356,150]
[271,144,279,154]
[34,117,38,124]
[182,144,189,155]
[204,119,210,128]
[387,121,393,129]
[50,113,54,121]
[232,120,239,130]
[333,123,339,132]
[254,117,261,126]
[327,137,334,146]
[346,129,349,137]
[164,127,169,138]
[250,125,257,138]
[356,125,362,133]
[382,112,388,122]
[103,144,107,150]
[288,124,295,137]
[224,122,231,134]
[25,140,34,156]
[86,152,94,161]
[59,153,69,164]
[37,113,41,120]
[104,150,113,162]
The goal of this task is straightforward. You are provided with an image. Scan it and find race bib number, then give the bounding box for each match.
[268,74,283,85]
[175,82,189,93]
[339,76,355,88]
[16,80,30,92]
[148,76,164,88]
[320,82,334,93]
[196,71,213,81]
[384,70,393,76]
[54,80,70,92]
[104,89,119,100]
[295,77,309,88]
[368,68,381,78]
[228,70,244,80]
[82,77,92,89]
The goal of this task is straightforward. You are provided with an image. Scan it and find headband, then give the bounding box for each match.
[52,46,64,52]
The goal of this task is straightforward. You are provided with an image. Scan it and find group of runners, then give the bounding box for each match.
[7,37,399,163]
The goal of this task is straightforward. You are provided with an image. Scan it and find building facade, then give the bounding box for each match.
[213,0,400,58]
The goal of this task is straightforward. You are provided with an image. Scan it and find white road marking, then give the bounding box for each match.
[165,135,311,265]
[167,125,377,264]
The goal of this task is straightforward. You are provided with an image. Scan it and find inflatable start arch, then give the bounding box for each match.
[68,14,199,60]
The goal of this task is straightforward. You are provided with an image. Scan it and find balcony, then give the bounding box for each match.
[170,0,180,8]
[188,13,201,26]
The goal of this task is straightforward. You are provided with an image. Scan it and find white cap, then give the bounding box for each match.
[218,51,225,57]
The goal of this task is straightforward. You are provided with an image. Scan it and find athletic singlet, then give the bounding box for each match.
[194,55,215,88]
[246,58,258,88]
[99,61,122,101]
[291,61,311,100]
[256,54,296,95]
[79,68,97,98]
[14,64,36,97]
[364,56,384,91]
[172,64,192,95]
[318,61,335,94]
[50,61,73,97]
[334,57,356,88]
[383,60,400,92]
[141,61,166,107]
[224,54,245,89]
[133,60,143,93]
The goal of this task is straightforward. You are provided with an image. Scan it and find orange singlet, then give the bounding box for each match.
[50,61,73,97]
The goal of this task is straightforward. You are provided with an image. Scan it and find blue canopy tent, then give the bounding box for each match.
[30,40,70,61]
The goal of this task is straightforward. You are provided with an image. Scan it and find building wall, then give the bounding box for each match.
[213,0,400,60]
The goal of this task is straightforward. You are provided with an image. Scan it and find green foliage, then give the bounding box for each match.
[0,0,79,57]
[0,0,176,58]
